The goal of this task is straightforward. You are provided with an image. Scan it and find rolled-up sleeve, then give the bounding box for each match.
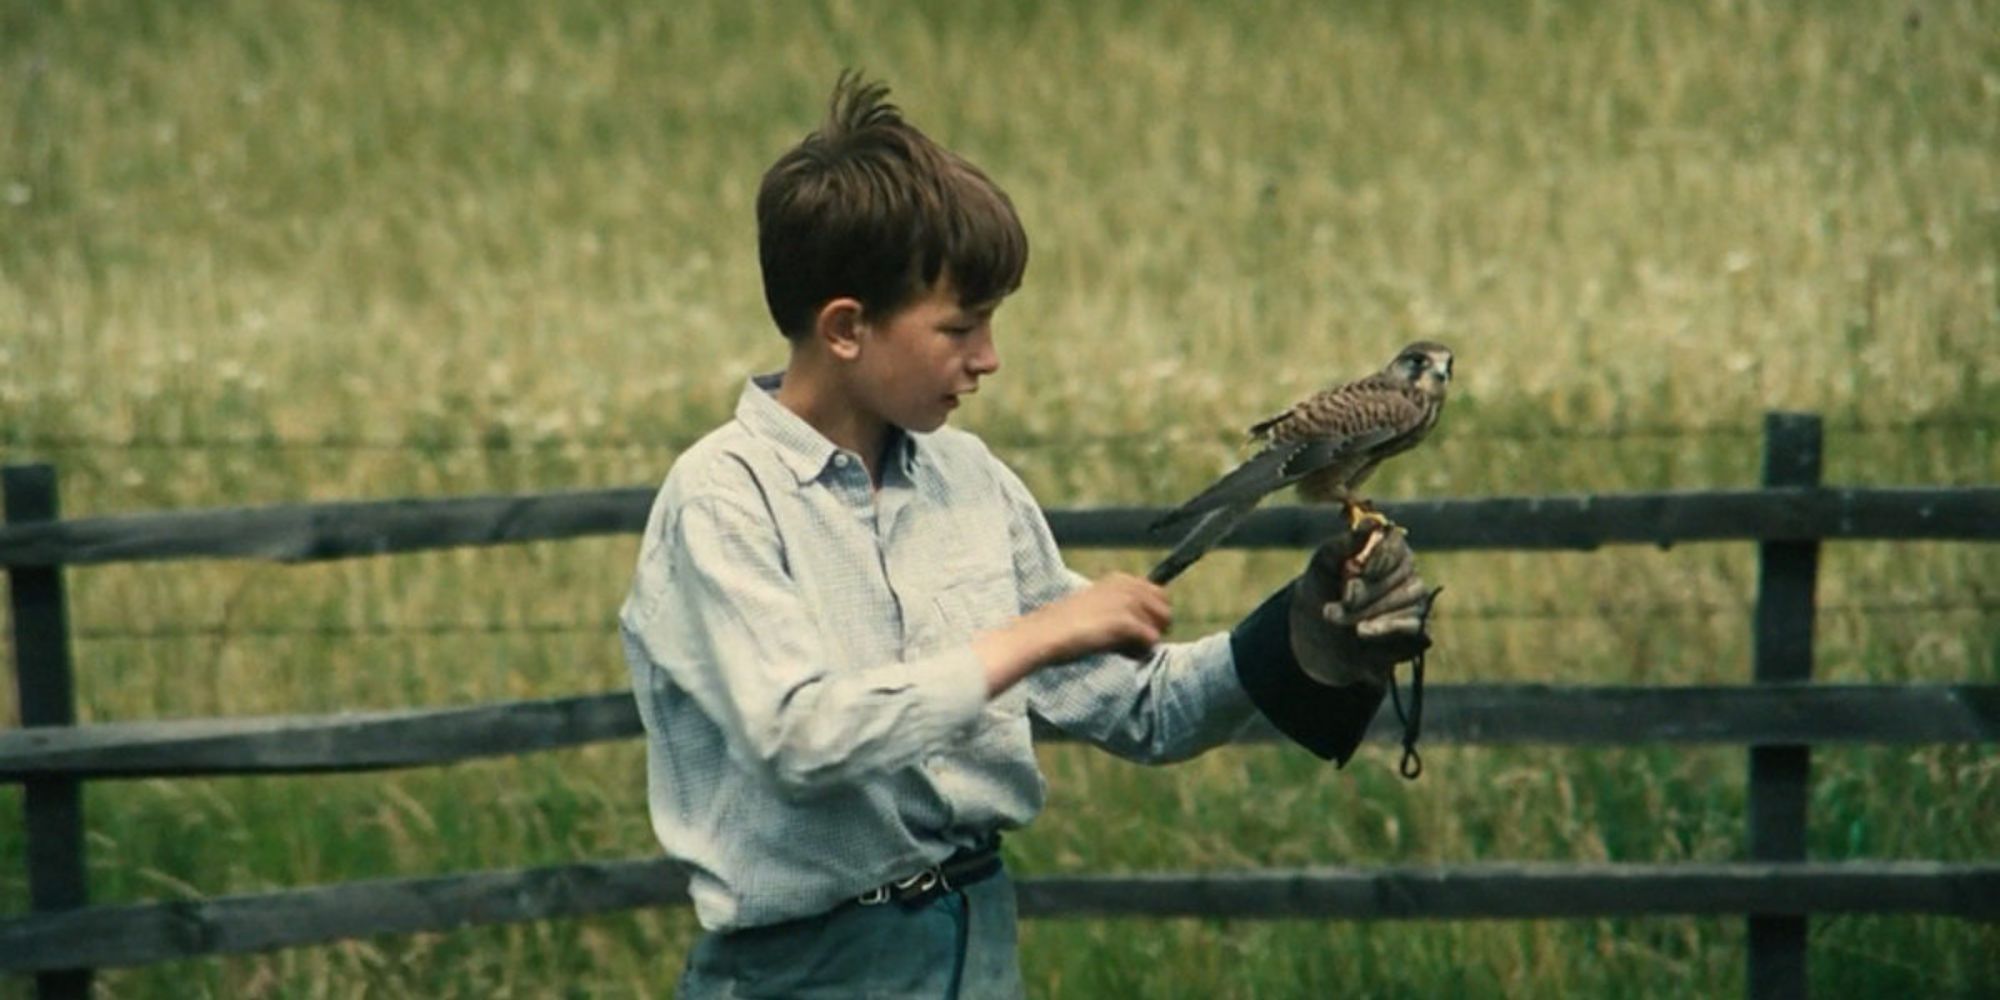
[985,459,1258,762]
[621,492,988,796]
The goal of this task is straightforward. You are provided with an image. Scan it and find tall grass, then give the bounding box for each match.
[2,0,1995,995]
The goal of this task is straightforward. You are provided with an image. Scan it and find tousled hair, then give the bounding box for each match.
[756,71,1028,338]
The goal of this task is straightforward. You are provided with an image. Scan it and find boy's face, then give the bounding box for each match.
[850,279,1002,434]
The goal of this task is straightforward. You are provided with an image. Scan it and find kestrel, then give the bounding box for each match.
[1147,341,1454,585]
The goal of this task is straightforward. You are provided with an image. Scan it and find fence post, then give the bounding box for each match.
[1748,413,1821,1000]
[4,464,92,999]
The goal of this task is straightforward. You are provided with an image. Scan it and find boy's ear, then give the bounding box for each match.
[814,298,866,361]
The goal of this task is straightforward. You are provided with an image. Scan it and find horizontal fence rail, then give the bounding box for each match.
[0,487,656,568]
[1,485,1996,568]
[2,684,1993,782]
[0,859,1992,973]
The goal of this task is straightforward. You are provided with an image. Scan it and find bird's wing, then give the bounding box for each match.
[1148,425,1400,536]
[1255,374,1425,444]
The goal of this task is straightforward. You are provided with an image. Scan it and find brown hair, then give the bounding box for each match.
[756,71,1029,338]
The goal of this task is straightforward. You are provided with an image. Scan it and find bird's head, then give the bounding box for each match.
[1387,341,1453,397]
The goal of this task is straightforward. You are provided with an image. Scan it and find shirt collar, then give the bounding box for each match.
[736,372,923,485]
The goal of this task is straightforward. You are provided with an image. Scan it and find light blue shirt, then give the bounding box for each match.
[620,374,1255,931]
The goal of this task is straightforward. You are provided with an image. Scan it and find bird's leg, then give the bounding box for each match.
[1343,496,1392,531]
[1342,496,1395,579]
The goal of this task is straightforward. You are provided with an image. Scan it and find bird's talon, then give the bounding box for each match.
[1346,530,1385,579]
[1345,502,1393,532]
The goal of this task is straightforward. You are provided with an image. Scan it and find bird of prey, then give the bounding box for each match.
[1147,341,1454,585]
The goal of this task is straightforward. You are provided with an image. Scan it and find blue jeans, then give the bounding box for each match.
[677,869,1025,999]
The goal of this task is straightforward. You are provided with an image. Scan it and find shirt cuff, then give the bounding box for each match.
[1228,583,1386,766]
[1180,629,1257,724]
[909,643,991,742]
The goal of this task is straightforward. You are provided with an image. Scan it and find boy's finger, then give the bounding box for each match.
[1356,609,1426,638]
[1352,575,1432,620]
[1329,575,1428,625]
[1354,585,1443,639]
[1340,559,1416,606]
[1359,530,1413,578]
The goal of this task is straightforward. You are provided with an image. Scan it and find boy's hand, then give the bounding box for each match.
[1045,573,1173,660]
[974,574,1170,695]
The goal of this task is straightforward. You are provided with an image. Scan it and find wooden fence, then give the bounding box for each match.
[2,411,1996,998]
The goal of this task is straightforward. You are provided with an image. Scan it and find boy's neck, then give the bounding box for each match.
[773,352,890,485]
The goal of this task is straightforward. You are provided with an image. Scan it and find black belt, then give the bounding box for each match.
[854,836,1003,910]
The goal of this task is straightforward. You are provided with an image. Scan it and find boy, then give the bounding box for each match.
[619,72,1433,998]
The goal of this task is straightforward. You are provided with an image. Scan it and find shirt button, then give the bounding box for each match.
[833,454,850,469]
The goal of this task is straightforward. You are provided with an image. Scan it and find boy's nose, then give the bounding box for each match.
[969,332,1000,375]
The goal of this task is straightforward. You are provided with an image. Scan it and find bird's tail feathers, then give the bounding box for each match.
[1147,501,1255,586]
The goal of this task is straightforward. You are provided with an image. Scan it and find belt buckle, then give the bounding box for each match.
[895,867,941,903]
[859,865,942,908]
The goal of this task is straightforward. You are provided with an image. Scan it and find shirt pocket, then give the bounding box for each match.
[930,566,1020,636]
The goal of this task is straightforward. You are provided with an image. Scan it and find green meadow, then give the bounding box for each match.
[3,0,1995,995]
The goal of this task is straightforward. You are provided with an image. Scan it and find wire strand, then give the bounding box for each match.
[4,415,1991,456]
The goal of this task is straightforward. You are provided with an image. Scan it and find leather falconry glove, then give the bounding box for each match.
[1292,519,1439,777]
[1230,518,1440,777]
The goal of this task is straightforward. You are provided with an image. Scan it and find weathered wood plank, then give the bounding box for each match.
[0,856,687,972]
[0,486,656,567]
[1372,682,2000,747]
[0,861,1992,972]
[0,694,641,779]
[2,685,1993,781]
[1,486,1994,567]
[1048,487,2000,551]
[1748,413,1821,1000]
[5,464,94,999]
[1012,862,2000,921]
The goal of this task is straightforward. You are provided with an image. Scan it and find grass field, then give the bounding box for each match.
[3,0,1997,995]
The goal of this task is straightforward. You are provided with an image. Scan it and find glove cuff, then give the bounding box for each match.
[1229,584,1387,766]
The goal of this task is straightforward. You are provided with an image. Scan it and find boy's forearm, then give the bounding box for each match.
[972,574,1169,698]
[972,619,1061,697]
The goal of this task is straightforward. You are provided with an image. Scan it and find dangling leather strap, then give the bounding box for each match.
[1388,650,1425,780]
[1387,586,1440,780]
